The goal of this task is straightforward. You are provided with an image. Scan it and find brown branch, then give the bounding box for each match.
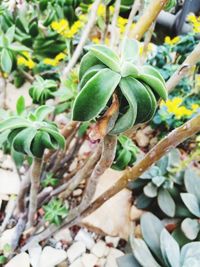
[131,0,168,40]
[27,158,43,227]
[166,42,200,92]
[81,114,200,218]
[61,0,101,80]
[101,5,110,43]
[21,115,200,251]
[59,142,102,199]
[17,170,31,214]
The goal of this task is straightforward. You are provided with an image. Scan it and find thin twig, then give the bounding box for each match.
[123,0,141,39]
[61,0,101,80]
[141,21,156,64]
[101,5,110,43]
[110,0,121,49]
[166,42,200,92]
[17,171,31,214]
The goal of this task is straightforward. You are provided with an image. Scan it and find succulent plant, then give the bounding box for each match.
[164,0,176,12]
[72,39,167,135]
[130,149,185,217]
[43,198,68,226]
[112,135,138,170]
[29,76,58,104]
[117,213,200,267]
[41,173,59,187]
[0,26,30,73]
[0,104,65,158]
[180,168,200,240]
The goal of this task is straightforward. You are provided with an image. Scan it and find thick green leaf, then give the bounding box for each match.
[34,105,54,121]
[79,64,106,89]
[160,229,180,267]
[0,117,31,132]
[158,189,175,217]
[112,149,132,170]
[9,43,31,52]
[72,68,121,121]
[143,182,158,198]
[1,48,13,73]
[181,218,200,240]
[130,236,161,267]
[121,62,139,77]
[41,127,65,149]
[184,168,200,202]
[79,51,102,80]
[139,73,167,101]
[181,193,200,217]
[117,254,141,267]
[141,65,165,85]
[141,213,164,263]
[90,45,120,72]
[180,242,200,265]
[121,38,139,62]
[111,77,137,134]
[6,26,15,43]
[152,176,165,187]
[16,96,25,115]
[13,127,37,156]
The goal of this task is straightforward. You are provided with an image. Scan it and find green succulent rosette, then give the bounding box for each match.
[112,135,138,170]
[29,76,58,105]
[0,105,65,158]
[72,38,167,135]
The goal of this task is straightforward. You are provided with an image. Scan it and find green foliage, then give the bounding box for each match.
[43,198,68,225]
[0,104,65,158]
[180,168,200,241]
[0,255,7,264]
[117,213,200,267]
[72,39,167,135]
[130,149,185,217]
[112,135,138,170]
[0,26,30,73]
[164,0,176,12]
[41,173,59,187]
[29,76,58,104]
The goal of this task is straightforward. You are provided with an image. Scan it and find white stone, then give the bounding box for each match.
[83,169,132,240]
[1,157,15,170]
[91,240,109,258]
[97,258,106,267]
[105,236,120,248]
[0,227,15,250]
[5,252,30,267]
[28,244,42,267]
[0,169,20,195]
[105,248,124,267]
[130,205,143,221]
[69,258,83,267]
[72,189,82,197]
[81,253,98,267]
[109,248,124,258]
[67,242,86,263]
[74,229,95,250]
[39,246,67,267]
[54,228,72,243]
[105,255,118,267]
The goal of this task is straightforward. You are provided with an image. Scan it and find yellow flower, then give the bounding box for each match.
[164,36,180,45]
[43,58,58,66]
[92,37,100,44]
[43,52,66,66]
[97,4,105,17]
[117,17,128,34]
[187,13,200,33]
[55,52,66,62]
[51,19,83,38]
[17,52,36,69]
[191,103,199,112]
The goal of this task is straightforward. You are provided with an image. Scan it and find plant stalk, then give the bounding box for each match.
[131,0,168,40]
[28,157,43,227]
